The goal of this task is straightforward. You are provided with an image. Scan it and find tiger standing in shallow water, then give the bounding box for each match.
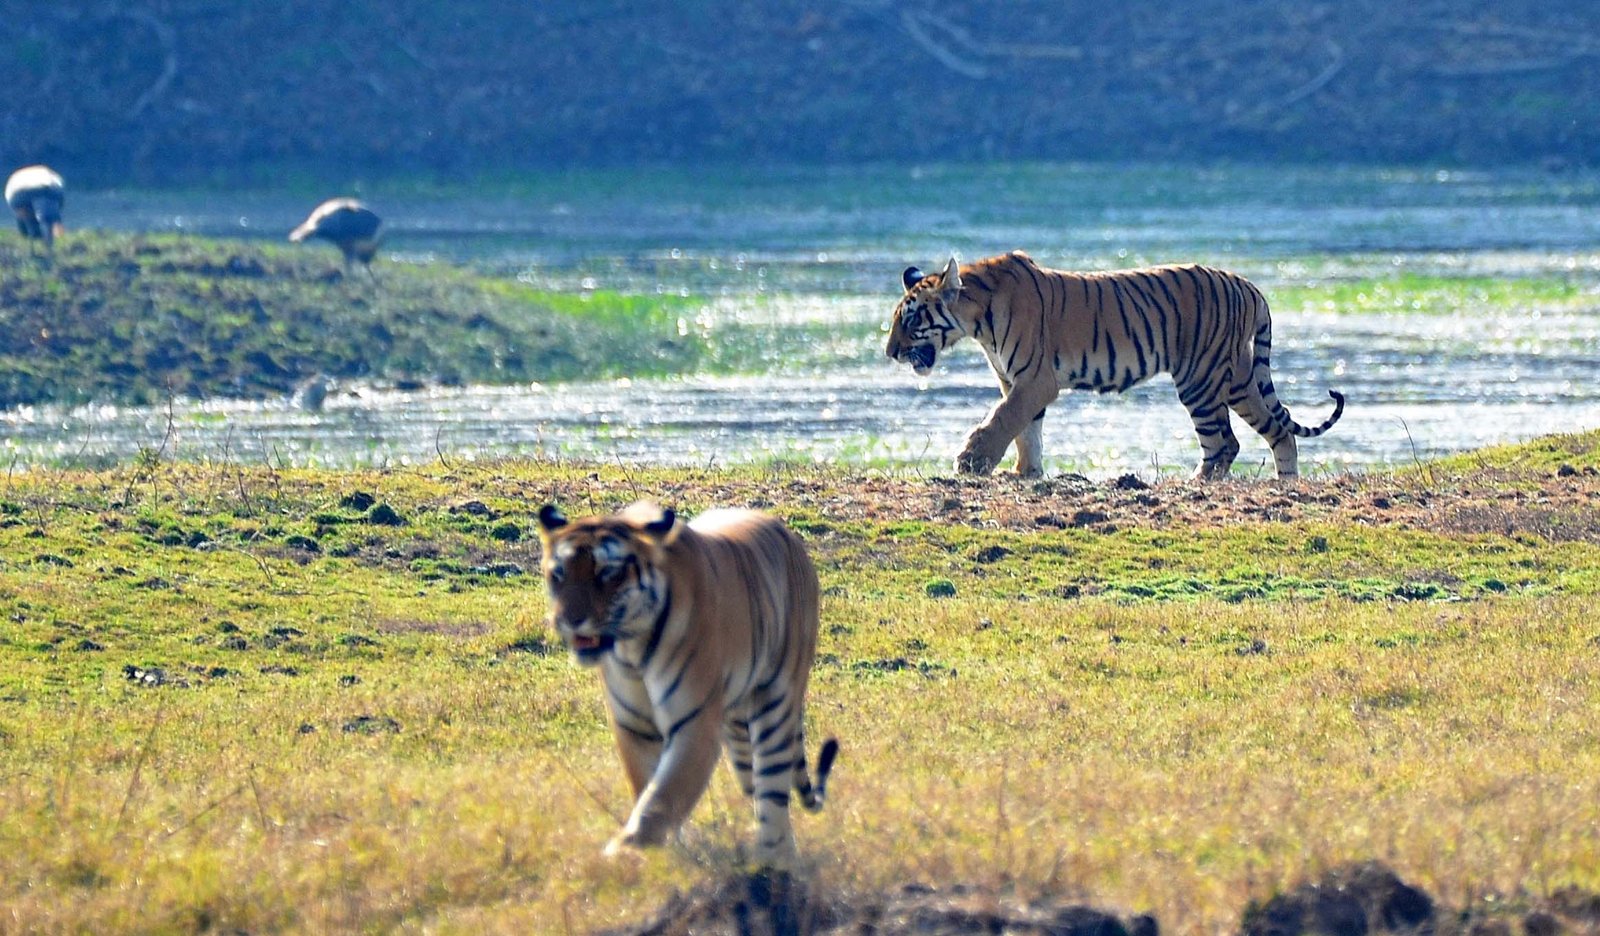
[887,251,1345,479]
[536,501,838,865]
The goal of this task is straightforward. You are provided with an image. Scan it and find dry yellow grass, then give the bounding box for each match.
[3,448,1600,932]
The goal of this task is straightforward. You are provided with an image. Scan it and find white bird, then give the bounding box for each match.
[291,373,332,412]
[6,165,65,254]
[288,198,382,274]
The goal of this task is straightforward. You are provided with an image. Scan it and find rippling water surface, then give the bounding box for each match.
[8,163,1600,476]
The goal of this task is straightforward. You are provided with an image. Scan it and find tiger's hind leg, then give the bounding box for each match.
[1231,396,1299,478]
[1234,313,1304,479]
[1011,408,1047,477]
[1193,418,1241,480]
[1229,376,1300,479]
[1179,385,1241,480]
[724,719,756,798]
[745,693,805,865]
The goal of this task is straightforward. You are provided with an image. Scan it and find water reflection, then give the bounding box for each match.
[6,304,1598,477]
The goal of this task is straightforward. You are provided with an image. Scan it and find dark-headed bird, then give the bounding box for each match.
[288,198,382,274]
[6,165,65,253]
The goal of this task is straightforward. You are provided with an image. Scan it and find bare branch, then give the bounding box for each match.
[123,9,178,120]
[899,10,988,80]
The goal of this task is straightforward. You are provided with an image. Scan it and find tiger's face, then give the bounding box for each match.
[536,503,677,667]
[886,257,964,376]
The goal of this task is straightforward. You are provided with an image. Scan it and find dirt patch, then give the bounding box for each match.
[610,872,1153,936]
[1242,862,1433,935]
[371,617,493,638]
[1438,502,1600,543]
[614,864,1600,935]
[625,466,1600,544]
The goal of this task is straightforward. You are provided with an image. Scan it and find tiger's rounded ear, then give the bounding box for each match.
[902,266,925,292]
[644,508,677,539]
[937,256,962,299]
[621,501,683,546]
[537,504,568,533]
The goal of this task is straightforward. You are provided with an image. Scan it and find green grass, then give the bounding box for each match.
[1271,272,1597,316]
[3,438,1600,932]
[1422,427,1600,476]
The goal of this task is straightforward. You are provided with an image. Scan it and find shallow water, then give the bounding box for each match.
[9,163,1600,476]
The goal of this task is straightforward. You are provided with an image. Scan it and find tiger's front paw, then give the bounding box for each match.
[605,815,671,857]
[955,440,1000,476]
[603,832,645,858]
[954,452,998,475]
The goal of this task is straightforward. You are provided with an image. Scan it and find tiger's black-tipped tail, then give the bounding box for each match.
[797,737,839,812]
[1285,389,1345,438]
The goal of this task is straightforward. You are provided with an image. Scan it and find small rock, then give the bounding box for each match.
[342,714,400,735]
[365,503,404,526]
[451,500,493,517]
[973,545,1011,564]
[340,491,377,511]
[1236,638,1269,656]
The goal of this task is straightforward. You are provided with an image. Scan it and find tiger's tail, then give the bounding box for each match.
[1248,308,1346,439]
[795,737,839,812]
[1283,389,1346,437]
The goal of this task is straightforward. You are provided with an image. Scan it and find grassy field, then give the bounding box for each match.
[1271,272,1600,317]
[2,433,1600,933]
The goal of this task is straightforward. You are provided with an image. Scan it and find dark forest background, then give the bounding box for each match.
[3,1,1599,186]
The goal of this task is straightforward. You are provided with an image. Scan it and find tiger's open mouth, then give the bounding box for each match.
[905,344,936,375]
[569,632,616,663]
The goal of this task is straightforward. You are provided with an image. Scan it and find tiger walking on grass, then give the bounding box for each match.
[537,501,838,866]
[886,251,1344,479]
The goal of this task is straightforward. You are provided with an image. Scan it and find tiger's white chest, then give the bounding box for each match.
[978,343,1015,382]
[604,660,657,713]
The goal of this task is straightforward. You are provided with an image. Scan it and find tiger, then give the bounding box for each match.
[886,251,1345,480]
[536,500,838,865]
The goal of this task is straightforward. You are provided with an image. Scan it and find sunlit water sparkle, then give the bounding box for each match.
[9,163,1600,477]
